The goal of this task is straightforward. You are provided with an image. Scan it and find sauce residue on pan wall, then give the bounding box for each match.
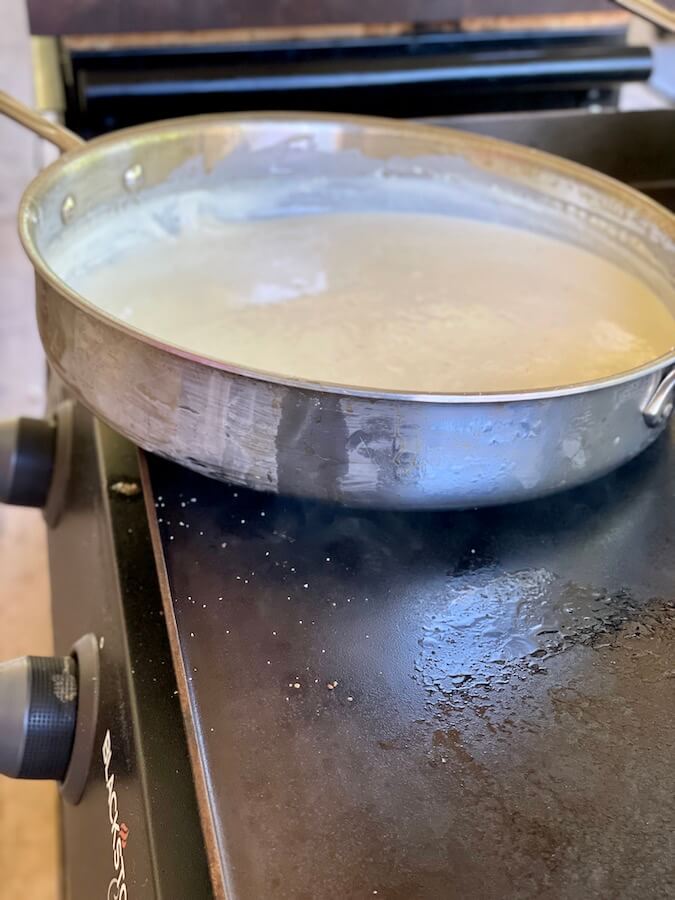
[57,205,675,394]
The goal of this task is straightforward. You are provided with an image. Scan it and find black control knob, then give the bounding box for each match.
[0,655,78,780]
[0,417,56,507]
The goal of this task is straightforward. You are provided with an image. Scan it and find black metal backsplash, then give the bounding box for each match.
[62,26,649,136]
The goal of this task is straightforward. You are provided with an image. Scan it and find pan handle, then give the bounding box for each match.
[0,91,84,153]
[612,0,674,31]
[643,368,675,427]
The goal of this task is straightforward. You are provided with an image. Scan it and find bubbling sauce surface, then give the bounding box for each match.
[69,210,675,393]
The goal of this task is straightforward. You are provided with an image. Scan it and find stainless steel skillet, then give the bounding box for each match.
[1,92,674,510]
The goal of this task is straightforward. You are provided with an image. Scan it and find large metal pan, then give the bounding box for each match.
[1,92,674,510]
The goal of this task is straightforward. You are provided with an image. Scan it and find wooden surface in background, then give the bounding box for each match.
[28,0,616,36]
[61,11,630,51]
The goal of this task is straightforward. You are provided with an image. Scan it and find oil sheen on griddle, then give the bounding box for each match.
[67,208,675,394]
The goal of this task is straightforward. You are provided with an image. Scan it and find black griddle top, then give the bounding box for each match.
[147,427,675,900]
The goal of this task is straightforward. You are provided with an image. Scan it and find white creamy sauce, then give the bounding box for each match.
[53,199,675,393]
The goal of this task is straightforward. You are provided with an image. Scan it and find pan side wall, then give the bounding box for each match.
[35,276,667,509]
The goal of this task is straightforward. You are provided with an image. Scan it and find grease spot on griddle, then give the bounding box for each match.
[414,567,661,700]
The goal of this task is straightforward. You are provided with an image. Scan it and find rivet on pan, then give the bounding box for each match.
[60,195,76,224]
[26,202,41,226]
[123,163,144,192]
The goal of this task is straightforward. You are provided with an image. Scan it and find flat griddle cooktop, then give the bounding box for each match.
[146,425,675,900]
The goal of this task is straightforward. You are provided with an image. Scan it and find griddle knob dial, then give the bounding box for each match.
[0,655,78,781]
[0,417,56,507]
